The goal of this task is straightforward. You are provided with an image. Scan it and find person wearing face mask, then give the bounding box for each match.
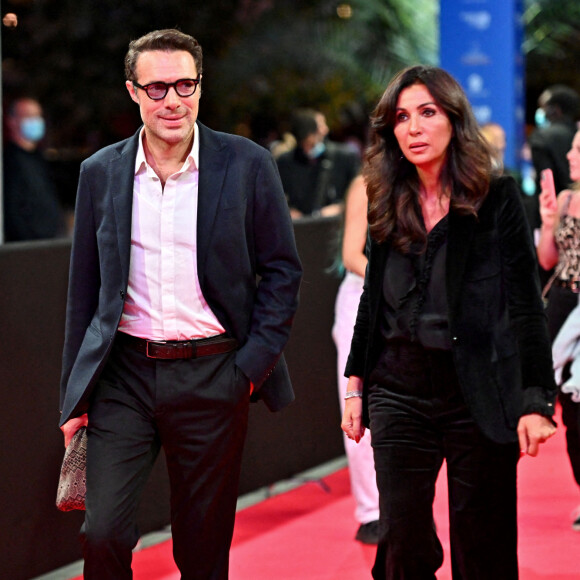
[3,96,65,242]
[526,85,580,237]
[276,108,360,219]
[530,85,580,196]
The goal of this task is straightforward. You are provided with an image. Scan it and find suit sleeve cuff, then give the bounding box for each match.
[522,385,557,420]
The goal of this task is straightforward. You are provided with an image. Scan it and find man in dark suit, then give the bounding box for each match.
[276,108,361,219]
[59,29,302,579]
[3,97,65,242]
[530,85,580,197]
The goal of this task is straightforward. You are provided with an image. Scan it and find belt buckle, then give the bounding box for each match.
[146,340,166,358]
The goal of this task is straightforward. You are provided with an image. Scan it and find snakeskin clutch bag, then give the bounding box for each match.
[56,426,87,511]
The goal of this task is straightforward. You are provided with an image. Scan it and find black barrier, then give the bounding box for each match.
[0,216,345,579]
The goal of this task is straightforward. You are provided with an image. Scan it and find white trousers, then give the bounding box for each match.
[332,271,380,525]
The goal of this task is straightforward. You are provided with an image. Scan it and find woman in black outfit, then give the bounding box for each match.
[341,65,557,580]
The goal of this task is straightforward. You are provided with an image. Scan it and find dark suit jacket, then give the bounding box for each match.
[60,123,302,425]
[345,176,557,443]
[277,140,361,215]
[3,142,64,241]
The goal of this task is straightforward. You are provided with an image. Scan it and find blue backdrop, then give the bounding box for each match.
[440,0,525,171]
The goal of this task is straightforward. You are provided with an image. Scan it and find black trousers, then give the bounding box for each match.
[545,284,580,487]
[368,341,520,580]
[82,337,250,580]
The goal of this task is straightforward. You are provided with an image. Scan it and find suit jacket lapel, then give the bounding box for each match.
[446,208,477,316]
[371,242,389,321]
[111,132,140,284]
[196,123,230,285]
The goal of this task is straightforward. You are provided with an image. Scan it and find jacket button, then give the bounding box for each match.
[120,290,125,300]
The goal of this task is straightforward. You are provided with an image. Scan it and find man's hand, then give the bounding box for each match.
[517,413,556,457]
[60,413,88,448]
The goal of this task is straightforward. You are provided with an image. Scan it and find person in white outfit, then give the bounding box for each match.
[332,174,380,544]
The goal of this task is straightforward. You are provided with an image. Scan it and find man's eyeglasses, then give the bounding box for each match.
[132,76,201,101]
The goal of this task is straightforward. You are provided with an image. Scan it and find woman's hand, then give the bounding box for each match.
[538,169,558,231]
[538,192,558,232]
[60,413,88,448]
[537,169,561,270]
[517,413,556,457]
[341,376,365,443]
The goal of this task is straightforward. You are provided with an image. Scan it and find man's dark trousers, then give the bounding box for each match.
[82,337,251,580]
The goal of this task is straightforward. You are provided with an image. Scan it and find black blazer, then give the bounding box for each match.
[60,123,302,425]
[345,176,557,443]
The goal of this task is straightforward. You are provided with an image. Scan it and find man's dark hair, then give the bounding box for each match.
[290,109,319,143]
[124,29,203,82]
[540,85,580,121]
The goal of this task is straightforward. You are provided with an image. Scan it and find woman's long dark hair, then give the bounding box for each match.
[364,65,492,252]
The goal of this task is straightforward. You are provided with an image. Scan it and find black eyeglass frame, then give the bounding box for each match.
[132,75,201,101]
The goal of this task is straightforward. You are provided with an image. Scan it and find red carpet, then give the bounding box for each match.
[71,406,579,579]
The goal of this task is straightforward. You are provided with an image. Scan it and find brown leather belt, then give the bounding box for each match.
[554,278,580,293]
[117,332,238,359]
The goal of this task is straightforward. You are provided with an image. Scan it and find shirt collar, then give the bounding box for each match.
[134,122,200,175]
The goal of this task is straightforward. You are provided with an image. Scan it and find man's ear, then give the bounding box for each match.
[126,81,140,104]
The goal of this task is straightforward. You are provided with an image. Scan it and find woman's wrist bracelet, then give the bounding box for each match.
[344,390,363,400]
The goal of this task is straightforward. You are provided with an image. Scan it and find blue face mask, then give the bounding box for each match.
[307,141,326,159]
[20,117,46,142]
[534,108,549,128]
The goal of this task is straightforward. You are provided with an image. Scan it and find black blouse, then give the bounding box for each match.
[379,215,451,350]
